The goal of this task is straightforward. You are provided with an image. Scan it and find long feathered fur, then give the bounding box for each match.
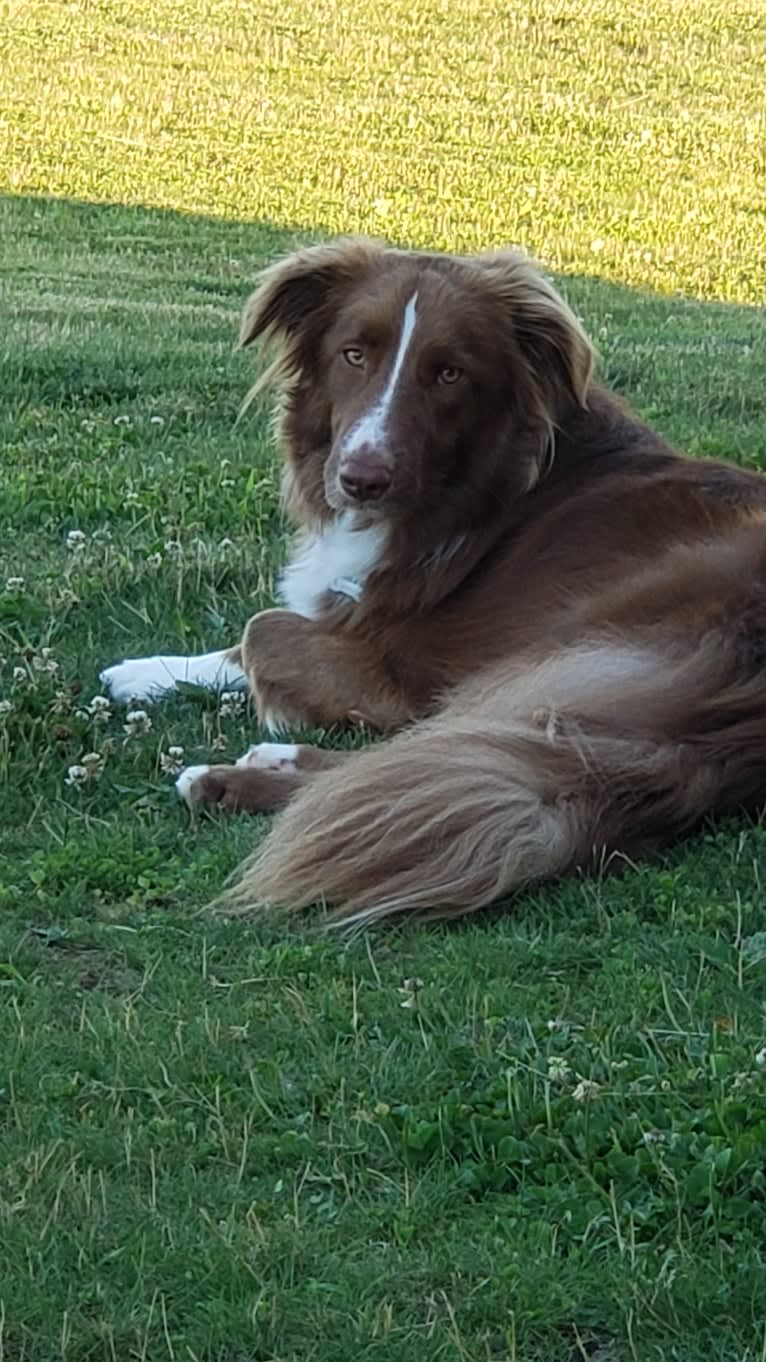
[223,634,762,926]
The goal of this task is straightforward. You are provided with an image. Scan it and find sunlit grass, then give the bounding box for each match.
[2,0,765,300]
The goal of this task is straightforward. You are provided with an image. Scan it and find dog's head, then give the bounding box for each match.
[240,238,593,525]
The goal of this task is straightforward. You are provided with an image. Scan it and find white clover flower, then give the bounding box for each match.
[149,415,164,427]
[124,708,152,737]
[163,539,183,556]
[146,552,163,569]
[219,691,246,719]
[50,690,73,715]
[66,529,87,551]
[211,733,228,751]
[160,745,185,776]
[80,418,96,432]
[755,1046,766,1069]
[12,666,27,683]
[86,694,112,724]
[124,491,141,507]
[218,537,235,551]
[66,751,106,785]
[572,1079,601,1103]
[0,699,12,718]
[91,528,112,544]
[113,414,132,427]
[5,576,24,592]
[397,977,424,1009]
[31,648,58,675]
[642,1129,666,1146]
[547,1056,571,1084]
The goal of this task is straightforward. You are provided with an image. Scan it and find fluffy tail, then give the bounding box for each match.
[222,639,766,926]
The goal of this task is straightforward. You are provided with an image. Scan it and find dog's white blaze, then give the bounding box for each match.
[100,649,248,703]
[279,513,387,618]
[341,291,419,455]
[176,765,210,806]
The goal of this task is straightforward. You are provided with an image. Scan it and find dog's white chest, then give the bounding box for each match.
[279,516,387,619]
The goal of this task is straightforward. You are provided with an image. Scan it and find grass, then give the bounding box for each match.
[3,0,765,301]
[2,1,766,1358]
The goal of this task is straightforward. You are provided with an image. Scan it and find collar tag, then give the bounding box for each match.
[330,576,363,601]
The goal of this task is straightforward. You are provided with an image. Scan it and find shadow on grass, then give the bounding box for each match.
[3,189,765,447]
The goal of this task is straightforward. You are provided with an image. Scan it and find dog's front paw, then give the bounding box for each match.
[100,657,178,703]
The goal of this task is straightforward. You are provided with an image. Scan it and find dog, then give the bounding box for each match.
[102,237,766,927]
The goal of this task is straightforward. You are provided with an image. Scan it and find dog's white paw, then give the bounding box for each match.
[235,742,299,773]
[175,765,211,807]
[100,657,180,703]
[100,649,247,704]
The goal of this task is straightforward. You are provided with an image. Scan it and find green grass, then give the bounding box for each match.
[2,2,766,1358]
[3,0,765,301]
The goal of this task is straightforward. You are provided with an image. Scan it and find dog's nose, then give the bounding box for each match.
[339,457,392,503]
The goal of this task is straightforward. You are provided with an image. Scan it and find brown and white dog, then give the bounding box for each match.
[102,238,766,926]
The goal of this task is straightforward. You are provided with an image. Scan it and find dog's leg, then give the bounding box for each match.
[176,742,349,813]
[240,608,419,733]
[100,646,247,704]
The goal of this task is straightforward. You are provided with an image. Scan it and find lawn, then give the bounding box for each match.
[2,1,766,1358]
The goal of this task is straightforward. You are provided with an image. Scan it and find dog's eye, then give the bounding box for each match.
[343,347,365,368]
[438,366,462,386]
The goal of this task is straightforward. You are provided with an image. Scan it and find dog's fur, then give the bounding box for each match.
[110,238,766,926]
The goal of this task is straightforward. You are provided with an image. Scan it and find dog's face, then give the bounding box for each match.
[318,266,521,515]
[240,239,593,523]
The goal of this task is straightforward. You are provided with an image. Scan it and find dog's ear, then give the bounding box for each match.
[472,250,594,421]
[239,238,384,350]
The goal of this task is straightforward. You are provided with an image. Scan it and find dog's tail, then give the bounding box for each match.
[223,638,766,926]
